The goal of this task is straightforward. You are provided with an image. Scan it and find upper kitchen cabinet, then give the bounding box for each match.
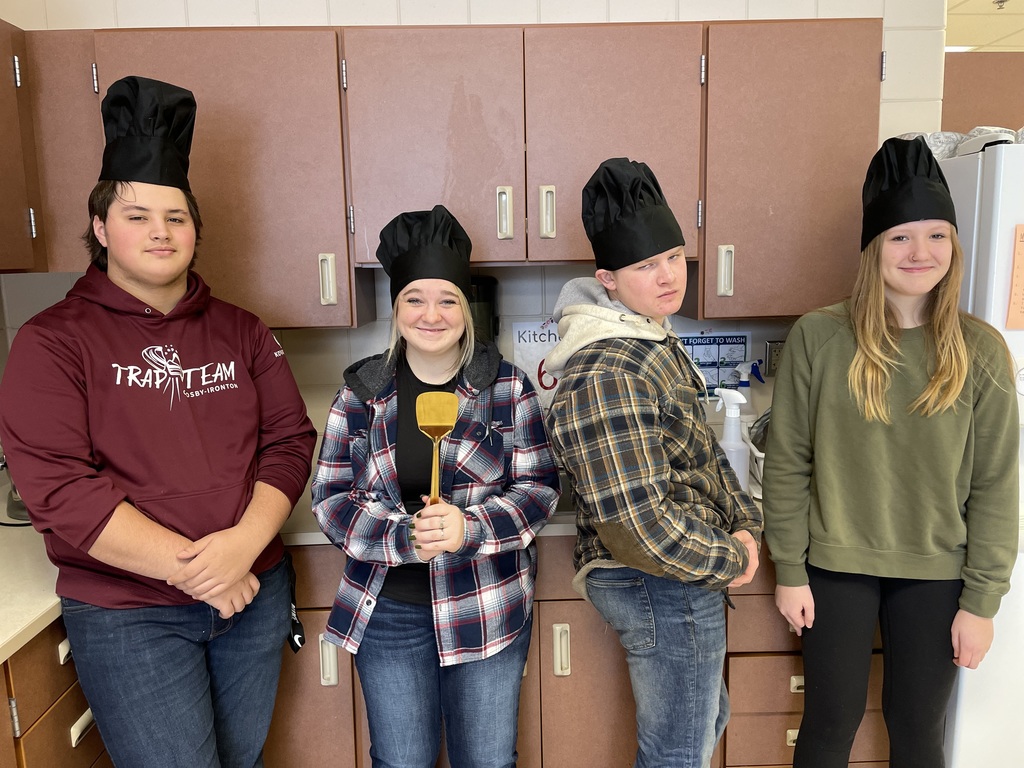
[702,19,882,318]
[0,18,35,271]
[91,28,354,327]
[343,26,527,264]
[23,29,101,273]
[343,24,702,266]
[523,24,702,263]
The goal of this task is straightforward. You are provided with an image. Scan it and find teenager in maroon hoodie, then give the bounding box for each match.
[0,76,316,767]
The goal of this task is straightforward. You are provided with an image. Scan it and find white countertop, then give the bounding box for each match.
[0,521,60,664]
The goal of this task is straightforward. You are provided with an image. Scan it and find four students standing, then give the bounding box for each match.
[0,72,1017,768]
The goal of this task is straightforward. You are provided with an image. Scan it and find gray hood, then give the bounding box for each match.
[546,277,674,375]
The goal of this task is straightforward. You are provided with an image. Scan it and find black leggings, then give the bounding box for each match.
[793,565,962,768]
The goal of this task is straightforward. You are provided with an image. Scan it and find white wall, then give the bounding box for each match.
[0,0,947,390]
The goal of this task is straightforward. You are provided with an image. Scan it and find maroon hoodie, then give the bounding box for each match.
[0,266,317,608]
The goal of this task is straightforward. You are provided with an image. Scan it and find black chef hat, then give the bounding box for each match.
[861,136,957,251]
[377,205,472,304]
[582,158,685,271]
[99,75,196,191]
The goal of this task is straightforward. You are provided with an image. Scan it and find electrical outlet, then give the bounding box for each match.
[765,341,785,377]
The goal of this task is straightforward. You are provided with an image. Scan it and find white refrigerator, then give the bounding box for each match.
[940,142,1024,767]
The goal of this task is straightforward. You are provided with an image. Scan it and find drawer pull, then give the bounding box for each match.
[789,674,805,693]
[552,623,571,677]
[496,186,514,240]
[539,185,556,239]
[786,728,799,748]
[319,633,338,687]
[70,707,95,748]
[58,637,73,665]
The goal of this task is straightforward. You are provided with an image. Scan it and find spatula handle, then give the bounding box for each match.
[429,438,441,504]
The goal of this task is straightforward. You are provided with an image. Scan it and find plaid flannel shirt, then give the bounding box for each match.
[313,354,559,666]
[547,335,762,589]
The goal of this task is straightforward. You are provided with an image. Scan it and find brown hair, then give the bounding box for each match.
[82,180,202,271]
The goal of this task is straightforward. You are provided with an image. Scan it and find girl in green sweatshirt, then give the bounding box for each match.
[764,136,1019,768]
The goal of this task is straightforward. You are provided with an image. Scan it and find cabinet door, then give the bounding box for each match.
[524,24,703,263]
[264,609,356,767]
[0,666,15,768]
[703,20,881,318]
[93,29,353,328]
[24,29,101,273]
[0,19,34,270]
[6,617,78,732]
[343,26,527,264]
[537,600,637,767]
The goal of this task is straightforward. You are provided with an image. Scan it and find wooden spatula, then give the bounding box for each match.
[416,391,459,504]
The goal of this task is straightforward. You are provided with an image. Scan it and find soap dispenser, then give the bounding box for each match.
[716,388,750,491]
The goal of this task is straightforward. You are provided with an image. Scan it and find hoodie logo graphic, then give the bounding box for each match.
[140,344,184,407]
[112,346,238,410]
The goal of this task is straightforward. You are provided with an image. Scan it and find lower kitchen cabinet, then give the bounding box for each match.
[4,617,107,768]
[727,542,889,766]
[264,608,356,767]
[0,666,15,768]
[532,536,724,768]
[276,540,647,767]
[264,545,354,768]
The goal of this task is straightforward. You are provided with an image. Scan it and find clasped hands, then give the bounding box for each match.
[166,527,262,619]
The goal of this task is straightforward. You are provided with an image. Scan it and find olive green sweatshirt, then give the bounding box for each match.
[764,303,1019,618]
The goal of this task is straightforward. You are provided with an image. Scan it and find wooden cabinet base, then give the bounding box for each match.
[264,609,355,767]
[15,682,104,768]
[725,710,889,766]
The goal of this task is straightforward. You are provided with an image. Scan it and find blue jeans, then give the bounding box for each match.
[62,558,290,768]
[353,595,532,768]
[586,567,729,768]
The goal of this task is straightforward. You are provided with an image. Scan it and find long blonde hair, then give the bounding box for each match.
[847,227,970,423]
[385,288,476,376]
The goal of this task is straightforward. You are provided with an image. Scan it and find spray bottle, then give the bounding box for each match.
[716,388,750,491]
[732,359,765,427]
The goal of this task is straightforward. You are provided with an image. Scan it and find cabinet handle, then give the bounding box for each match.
[496,186,514,240]
[58,637,72,665]
[552,622,571,677]
[786,728,799,748]
[318,253,338,306]
[319,633,339,687]
[539,185,556,239]
[716,244,735,297]
[69,708,95,748]
[789,675,805,693]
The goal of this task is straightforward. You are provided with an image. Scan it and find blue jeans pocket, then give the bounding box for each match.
[60,597,102,615]
[586,569,657,651]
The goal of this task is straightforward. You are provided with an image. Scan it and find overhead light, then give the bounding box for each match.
[993,0,1008,9]
[945,46,976,52]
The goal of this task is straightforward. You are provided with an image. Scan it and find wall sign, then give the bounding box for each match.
[513,319,561,409]
[678,334,749,393]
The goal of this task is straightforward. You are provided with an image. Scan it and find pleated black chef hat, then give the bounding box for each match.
[377,205,472,304]
[860,136,957,251]
[99,75,196,191]
[582,158,685,271]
